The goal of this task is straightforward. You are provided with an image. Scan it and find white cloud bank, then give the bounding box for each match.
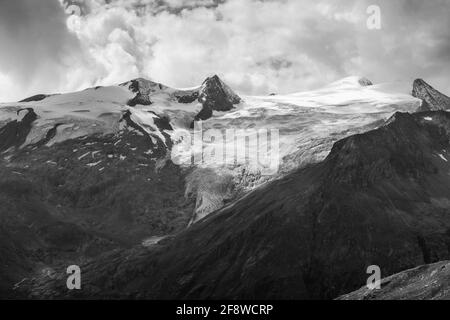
[0,0,449,101]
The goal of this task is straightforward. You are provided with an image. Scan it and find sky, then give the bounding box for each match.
[0,0,449,101]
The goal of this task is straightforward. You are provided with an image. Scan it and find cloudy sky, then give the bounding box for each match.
[0,0,449,101]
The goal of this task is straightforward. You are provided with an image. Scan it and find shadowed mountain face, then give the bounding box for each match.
[412,79,450,112]
[193,75,242,124]
[338,261,450,300]
[199,75,241,112]
[0,75,242,299]
[23,110,450,300]
[0,110,195,299]
[0,109,37,152]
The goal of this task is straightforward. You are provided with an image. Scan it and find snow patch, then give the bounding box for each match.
[87,160,102,167]
[78,152,90,160]
[437,153,448,162]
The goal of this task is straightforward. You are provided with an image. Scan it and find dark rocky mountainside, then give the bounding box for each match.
[338,260,450,300]
[197,75,241,112]
[0,108,195,298]
[0,109,37,152]
[0,74,243,299]
[23,110,450,300]
[412,79,450,112]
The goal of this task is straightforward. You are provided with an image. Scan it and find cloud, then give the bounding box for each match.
[0,0,450,101]
[0,0,86,101]
[57,0,365,94]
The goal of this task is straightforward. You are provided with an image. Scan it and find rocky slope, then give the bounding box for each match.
[0,116,195,298]
[0,75,242,298]
[20,110,450,300]
[412,79,450,111]
[338,261,450,300]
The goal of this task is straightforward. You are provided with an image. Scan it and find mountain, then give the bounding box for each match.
[338,261,450,300]
[20,109,450,300]
[193,75,241,124]
[0,76,420,225]
[122,75,241,125]
[412,79,450,112]
[0,75,438,299]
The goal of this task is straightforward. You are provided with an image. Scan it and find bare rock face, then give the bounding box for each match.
[338,261,450,300]
[193,75,241,124]
[124,75,241,126]
[199,75,241,112]
[125,78,169,106]
[358,77,373,87]
[412,79,450,111]
[0,108,37,152]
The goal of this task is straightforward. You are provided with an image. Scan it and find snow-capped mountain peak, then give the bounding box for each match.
[200,75,241,109]
[0,76,426,223]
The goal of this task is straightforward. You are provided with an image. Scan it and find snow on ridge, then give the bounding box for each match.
[250,78,420,115]
[0,76,439,225]
[0,76,422,167]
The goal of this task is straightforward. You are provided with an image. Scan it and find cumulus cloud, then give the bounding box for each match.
[0,0,449,101]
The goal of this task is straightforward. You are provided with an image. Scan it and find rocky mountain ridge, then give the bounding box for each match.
[412,79,450,112]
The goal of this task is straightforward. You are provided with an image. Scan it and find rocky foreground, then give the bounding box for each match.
[339,261,450,300]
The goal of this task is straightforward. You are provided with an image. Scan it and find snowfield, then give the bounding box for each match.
[0,76,422,221]
[198,76,420,173]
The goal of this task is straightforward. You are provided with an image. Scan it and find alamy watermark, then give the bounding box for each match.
[171,122,280,176]
[366,265,381,290]
[66,265,81,290]
[367,5,382,30]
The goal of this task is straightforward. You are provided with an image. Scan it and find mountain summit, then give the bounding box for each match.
[200,75,241,111]
[412,79,450,111]
[120,75,242,125]
[194,75,241,123]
